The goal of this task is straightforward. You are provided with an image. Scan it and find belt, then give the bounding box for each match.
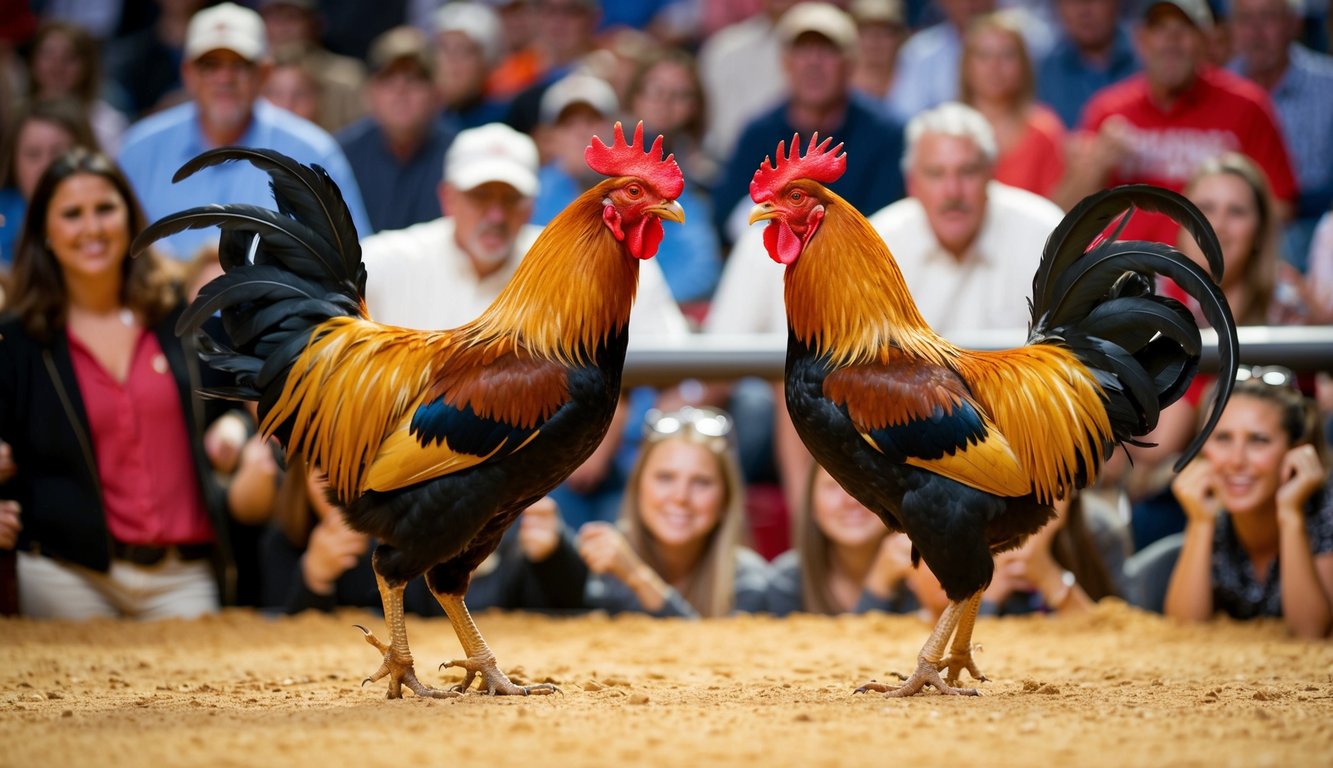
[112,542,214,566]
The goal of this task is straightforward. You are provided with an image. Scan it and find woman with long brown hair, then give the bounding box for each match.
[0,148,237,619]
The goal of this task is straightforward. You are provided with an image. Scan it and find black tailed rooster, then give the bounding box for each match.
[748,135,1238,696]
[134,122,685,699]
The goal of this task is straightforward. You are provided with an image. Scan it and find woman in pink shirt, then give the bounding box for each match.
[0,148,242,619]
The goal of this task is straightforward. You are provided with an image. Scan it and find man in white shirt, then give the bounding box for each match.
[359,122,688,530]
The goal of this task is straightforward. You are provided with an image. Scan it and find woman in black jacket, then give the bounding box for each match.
[0,148,238,619]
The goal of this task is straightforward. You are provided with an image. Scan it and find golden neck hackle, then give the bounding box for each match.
[783,192,955,367]
[465,183,639,366]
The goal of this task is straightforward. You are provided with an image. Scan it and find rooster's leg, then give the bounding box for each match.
[432,591,557,696]
[357,573,456,699]
[855,598,980,697]
[941,591,988,686]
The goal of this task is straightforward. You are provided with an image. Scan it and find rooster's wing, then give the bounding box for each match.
[821,352,1030,498]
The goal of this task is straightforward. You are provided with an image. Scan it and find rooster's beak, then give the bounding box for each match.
[649,200,686,224]
[749,202,778,225]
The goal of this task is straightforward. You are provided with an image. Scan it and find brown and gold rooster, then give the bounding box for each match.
[748,135,1238,696]
[134,122,685,699]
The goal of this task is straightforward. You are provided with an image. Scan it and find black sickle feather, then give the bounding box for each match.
[1033,185,1221,312]
[170,147,361,282]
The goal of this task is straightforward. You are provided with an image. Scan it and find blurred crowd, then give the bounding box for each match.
[0,0,1330,638]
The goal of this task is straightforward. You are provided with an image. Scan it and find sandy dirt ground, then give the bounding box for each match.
[2,601,1331,768]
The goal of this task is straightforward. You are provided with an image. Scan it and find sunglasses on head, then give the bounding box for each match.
[644,406,733,440]
[1235,365,1296,388]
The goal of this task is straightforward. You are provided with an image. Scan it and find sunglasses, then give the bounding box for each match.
[1235,365,1296,388]
[644,406,733,440]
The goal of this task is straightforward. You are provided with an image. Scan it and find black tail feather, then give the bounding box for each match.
[132,148,367,418]
[1029,185,1239,471]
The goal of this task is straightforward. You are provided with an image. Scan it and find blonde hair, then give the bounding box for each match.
[618,417,748,617]
[959,11,1035,110]
[1184,152,1280,325]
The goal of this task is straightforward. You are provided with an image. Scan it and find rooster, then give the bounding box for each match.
[133,122,685,699]
[748,135,1238,697]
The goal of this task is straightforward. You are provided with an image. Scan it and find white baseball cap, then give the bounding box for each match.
[444,123,540,197]
[434,2,504,66]
[185,2,267,62]
[539,73,618,125]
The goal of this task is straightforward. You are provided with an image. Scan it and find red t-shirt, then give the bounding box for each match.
[1080,67,1297,245]
[994,104,1067,199]
[68,328,213,546]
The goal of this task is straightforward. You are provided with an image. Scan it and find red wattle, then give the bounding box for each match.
[763,220,803,265]
[626,217,665,260]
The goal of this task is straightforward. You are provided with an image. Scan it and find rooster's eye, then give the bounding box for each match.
[626,185,643,198]
[790,190,803,203]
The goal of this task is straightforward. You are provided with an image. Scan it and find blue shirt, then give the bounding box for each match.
[337,116,456,233]
[712,94,906,245]
[531,163,723,304]
[0,187,24,267]
[118,99,373,259]
[1037,27,1140,129]
[1231,45,1333,220]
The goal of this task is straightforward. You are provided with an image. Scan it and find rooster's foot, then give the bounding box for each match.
[855,659,980,698]
[439,656,559,696]
[941,646,988,687]
[354,624,457,700]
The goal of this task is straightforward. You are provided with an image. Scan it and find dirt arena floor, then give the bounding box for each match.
[2,601,1330,768]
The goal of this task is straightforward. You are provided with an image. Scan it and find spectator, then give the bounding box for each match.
[25,20,130,155]
[960,11,1067,198]
[433,1,510,129]
[485,0,544,101]
[884,0,998,122]
[697,0,796,162]
[983,492,1130,615]
[259,457,587,615]
[1228,0,1333,272]
[258,0,367,132]
[261,49,323,125]
[624,48,715,190]
[117,2,371,260]
[0,99,96,266]
[1036,0,1140,130]
[767,463,949,619]
[503,0,604,135]
[338,26,456,233]
[867,102,1065,332]
[1057,0,1297,244]
[0,149,238,619]
[1164,372,1333,639]
[576,407,770,617]
[848,0,910,103]
[712,2,905,247]
[103,0,201,118]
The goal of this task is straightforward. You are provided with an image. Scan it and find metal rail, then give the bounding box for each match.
[621,326,1333,387]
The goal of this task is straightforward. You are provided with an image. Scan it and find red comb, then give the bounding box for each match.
[585,121,684,199]
[749,133,847,203]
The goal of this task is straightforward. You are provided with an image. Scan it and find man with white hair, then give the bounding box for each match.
[118,2,371,259]
[868,102,1066,331]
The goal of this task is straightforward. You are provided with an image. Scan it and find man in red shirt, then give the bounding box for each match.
[1055,0,1297,244]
